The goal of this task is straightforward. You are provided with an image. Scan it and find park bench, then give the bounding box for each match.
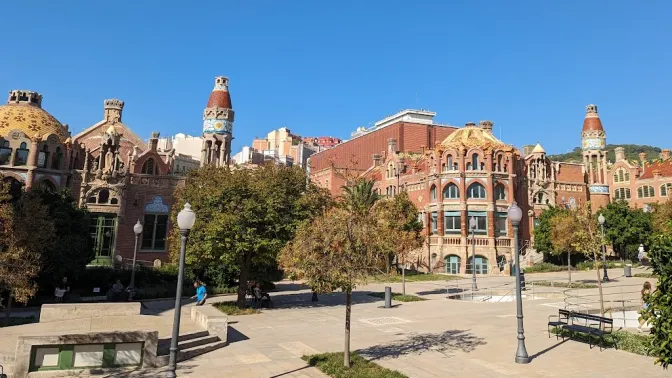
[548,309,614,350]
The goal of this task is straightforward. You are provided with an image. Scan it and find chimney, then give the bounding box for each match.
[663,149,671,160]
[479,120,494,132]
[104,99,124,123]
[388,138,397,154]
[653,170,662,179]
[149,132,160,152]
[614,147,625,162]
[372,153,382,167]
[639,152,647,173]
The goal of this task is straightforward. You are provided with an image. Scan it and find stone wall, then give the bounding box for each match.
[39,303,141,323]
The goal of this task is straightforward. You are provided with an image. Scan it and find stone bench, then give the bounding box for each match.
[190,305,228,344]
[39,303,141,323]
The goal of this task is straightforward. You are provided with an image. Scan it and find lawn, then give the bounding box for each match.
[532,281,597,289]
[0,316,37,328]
[367,292,426,302]
[303,352,407,378]
[551,328,651,356]
[371,273,461,283]
[213,301,260,316]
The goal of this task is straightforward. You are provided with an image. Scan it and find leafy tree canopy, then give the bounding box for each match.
[599,200,651,259]
[170,164,332,307]
[534,206,567,254]
[548,144,661,164]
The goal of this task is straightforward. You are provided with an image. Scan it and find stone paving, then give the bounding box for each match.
[118,267,666,378]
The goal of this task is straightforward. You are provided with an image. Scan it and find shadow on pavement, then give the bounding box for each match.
[358,329,486,360]
[270,282,311,293]
[228,326,249,343]
[529,338,568,361]
[264,291,383,310]
[101,364,196,377]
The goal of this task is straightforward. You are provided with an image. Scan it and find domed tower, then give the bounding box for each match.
[581,104,610,211]
[201,76,234,167]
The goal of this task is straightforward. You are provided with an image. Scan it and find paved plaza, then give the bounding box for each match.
[109,268,666,378]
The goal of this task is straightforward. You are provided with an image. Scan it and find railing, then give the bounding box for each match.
[563,280,644,316]
[466,238,489,246]
[429,236,440,244]
[495,239,511,247]
[443,237,461,245]
[445,271,577,302]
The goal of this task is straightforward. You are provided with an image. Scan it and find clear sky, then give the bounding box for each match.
[1,1,670,155]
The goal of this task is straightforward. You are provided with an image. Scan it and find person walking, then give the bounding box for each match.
[191,280,208,306]
[637,281,652,332]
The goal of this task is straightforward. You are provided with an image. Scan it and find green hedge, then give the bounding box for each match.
[303,352,407,378]
[524,263,571,273]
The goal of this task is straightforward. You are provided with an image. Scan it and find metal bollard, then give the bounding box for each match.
[384,286,392,308]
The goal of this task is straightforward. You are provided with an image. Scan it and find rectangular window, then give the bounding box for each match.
[0,147,12,165]
[37,151,48,168]
[495,212,508,236]
[444,212,461,234]
[142,214,169,251]
[467,211,487,234]
[15,149,28,166]
[431,212,438,234]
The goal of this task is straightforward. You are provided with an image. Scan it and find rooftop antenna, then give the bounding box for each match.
[415,92,419,108]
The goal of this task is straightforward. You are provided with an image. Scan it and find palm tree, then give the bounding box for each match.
[341,179,380,214]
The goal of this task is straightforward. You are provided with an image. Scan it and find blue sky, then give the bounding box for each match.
[1,1,670,155]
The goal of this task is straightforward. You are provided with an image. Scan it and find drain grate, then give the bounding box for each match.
[359,317,411,326]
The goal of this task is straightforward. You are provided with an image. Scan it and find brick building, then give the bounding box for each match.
[0,76,234,266]
[309,105,622,275]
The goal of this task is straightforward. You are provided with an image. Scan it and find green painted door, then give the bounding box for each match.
[89,214,117,266]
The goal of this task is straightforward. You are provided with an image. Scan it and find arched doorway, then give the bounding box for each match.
[466,255,489,275]
[39,180,56,192]
[444,255,461,275]
[3,177,23,200]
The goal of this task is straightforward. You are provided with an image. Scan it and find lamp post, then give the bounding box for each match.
[469,216,478,292]
[128,220,143,301]
[508,202,530,364]
[166,203,196,378]
[598,214,609,282]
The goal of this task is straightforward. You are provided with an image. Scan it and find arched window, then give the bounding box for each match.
[445,255,461,275]
[614,187,631,200]
[637,185,655,198]
[37,145,49,168]
[51,147,62,170]
[14,142,29,166]
[661,183,672,197]
[141,158,155,175]
[430,185,437,201]
[447,155,454,170]
[471,153,480,171]
[496,155,503,172]
[466,255,489,275]
[0,141,12,165]
[614,169,630,183]
[443,183,459,199]
[467,183,486,199]
[494,184,506,200]
[98,189,110,204]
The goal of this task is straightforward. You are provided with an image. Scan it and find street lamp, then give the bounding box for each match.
[598,214,609,282]
[469,216,478,292]
[508,201,530,364]
[128,220,143,300]
[166,203,196,378]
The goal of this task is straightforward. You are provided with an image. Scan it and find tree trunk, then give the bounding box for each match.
[567,251,572,286]
[4,291,12,327]
[344,289,352,368]
[236,252,253,308]
[594,251,605,316]
[401,266,406,295]
[311,291,318,302]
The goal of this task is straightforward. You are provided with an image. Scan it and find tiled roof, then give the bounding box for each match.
[582,117,604,132]
[206,90,232,109]
[639,159,672,179]
[0,103,70,141]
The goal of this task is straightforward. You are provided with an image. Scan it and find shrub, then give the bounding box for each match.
[524,263,569,273]
[303,352,407,378]
[213,301,260,315]
[367,292,427,302]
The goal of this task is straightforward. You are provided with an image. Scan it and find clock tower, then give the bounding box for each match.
[581,104,610,211]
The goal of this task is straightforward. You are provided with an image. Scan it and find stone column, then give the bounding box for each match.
[25,136,40,191]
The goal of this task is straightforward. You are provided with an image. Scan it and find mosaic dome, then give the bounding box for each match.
[440,124,515,152]
[0,91,70,141]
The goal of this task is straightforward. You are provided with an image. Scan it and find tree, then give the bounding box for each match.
[549,210,580,284]
[341,179,380,215]
[170,165,331,308]
[550,204,605,314]
[375,191,424,294]
[601,201,652,260]
[534,206,564,255]
[280,207,386,368]
[30,188,93,288]
[0,182,56,324]
[642,199,672,368]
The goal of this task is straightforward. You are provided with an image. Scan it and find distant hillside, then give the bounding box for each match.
[547,144,662,164]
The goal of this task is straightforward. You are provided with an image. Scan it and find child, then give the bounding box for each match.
[637,281,652,332]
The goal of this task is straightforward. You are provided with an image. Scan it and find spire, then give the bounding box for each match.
[202,76,234,135]
[531,143,545,154]
[206,76,232,109]
[582,104,604,132]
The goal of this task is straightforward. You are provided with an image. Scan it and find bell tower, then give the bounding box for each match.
[581,104,610,211]
[201,76,234,167]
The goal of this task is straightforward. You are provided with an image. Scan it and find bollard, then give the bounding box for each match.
[384,286,392,308]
